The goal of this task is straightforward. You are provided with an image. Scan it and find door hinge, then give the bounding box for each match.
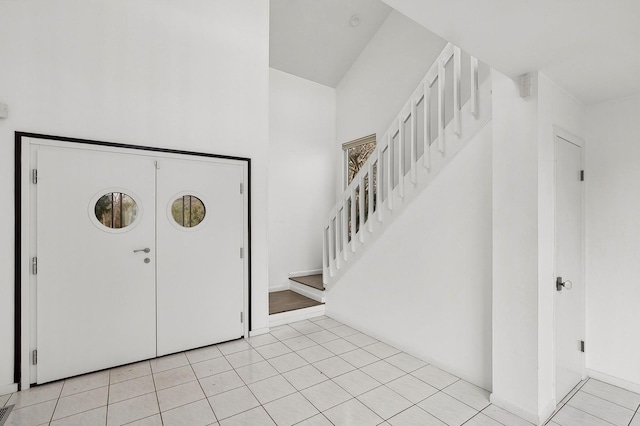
[580,170,584,181]
[240,312,244,323]
[240,247,244,259]
[32,169,37,184]
[154,161,160,169]
[32,257,37,275]
[580,340,585,353]
[32,349,37,365]
[240,183,244,194]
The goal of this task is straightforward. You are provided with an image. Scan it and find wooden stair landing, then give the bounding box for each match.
[269,290,323,315]
[290,274,324,291]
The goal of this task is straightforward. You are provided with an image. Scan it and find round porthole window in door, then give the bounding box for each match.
[94,192,139,229]
[170,195,206,228]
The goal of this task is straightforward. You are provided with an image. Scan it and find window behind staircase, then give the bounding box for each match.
[343,134,376,239]
[344,134,376,187]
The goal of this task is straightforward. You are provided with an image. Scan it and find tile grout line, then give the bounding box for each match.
[212,342,279,424]
[272,319,451,424]
[438,377,500,415]
[579,387,640,412]
[45,380,64,425]
[149,361,164,426]
[547,379,625,426]
[253,330,333,425]
[544,378,588,424]
[262,320,360,424]
[12,317,612,426]
[15,324,407,424]
[260,340,337,425]
[270,320,417,424]
[308,326,492,426]
[628,403,640,426]
[105,369,110,426]
[460,406,508,426]
[121,413,162,426]
[208,333,532,426]
[186,352,220,425]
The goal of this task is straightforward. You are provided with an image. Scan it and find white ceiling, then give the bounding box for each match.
[269,0,392,88]
[379,0,640,105]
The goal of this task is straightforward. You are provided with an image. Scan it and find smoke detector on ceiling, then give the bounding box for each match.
[349,14,361,28]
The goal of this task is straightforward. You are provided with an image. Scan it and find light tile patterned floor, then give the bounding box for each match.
[1,316,639,425]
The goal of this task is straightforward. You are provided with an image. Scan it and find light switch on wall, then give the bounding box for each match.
[0,102,8,119]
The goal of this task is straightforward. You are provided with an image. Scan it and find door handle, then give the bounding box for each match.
[556,276,573,291]
[133,248,151,253]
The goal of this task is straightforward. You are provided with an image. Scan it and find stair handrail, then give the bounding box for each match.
[323,42,482,283]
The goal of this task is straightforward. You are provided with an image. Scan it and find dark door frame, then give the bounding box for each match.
[14,131,252,388]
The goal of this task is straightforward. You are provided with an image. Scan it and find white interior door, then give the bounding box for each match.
[554,135,584,401]
[156,158,244,356]
[37,146,157,384]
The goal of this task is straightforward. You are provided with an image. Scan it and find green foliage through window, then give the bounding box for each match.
[95,192,138,229]
[171,195,206,228]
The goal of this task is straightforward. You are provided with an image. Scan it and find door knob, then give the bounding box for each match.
[134,248,151,253]
[556,276,573,291]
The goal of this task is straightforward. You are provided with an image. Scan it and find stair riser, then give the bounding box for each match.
[289,281,325,303]
[269,304,325,327]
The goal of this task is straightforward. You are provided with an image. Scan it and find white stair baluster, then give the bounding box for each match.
[328,213,335,277]
[323,44,487,285]
[438,57,445,153]
[350,184,357,253]
[398,118,404,198]
[471,56,479,117]
[410,101,417,184]
[375,150,383,223]
[386,134,393,211]
[453,46,461,136]
[424,81,431,170]
[359,173,365,242]
[322,223,329,282]
[368,160,374,232]
[342,196,349,261]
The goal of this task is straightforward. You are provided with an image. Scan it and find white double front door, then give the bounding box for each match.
[34,141,245,384]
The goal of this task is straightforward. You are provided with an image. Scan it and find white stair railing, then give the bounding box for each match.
[323,43,490,285]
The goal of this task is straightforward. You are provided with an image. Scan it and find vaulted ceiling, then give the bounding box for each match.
[271,0,640,105]
[269,0,393,88]
[380,0,640,105]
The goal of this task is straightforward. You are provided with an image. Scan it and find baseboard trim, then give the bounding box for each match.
[325,308,489,391]
[288,269,322,278]
[249,327,270,337]
[269,305,325,327]
[0,382,18,396]
[269,283,290,293]
[587,368,640,394]
[540,398,557,425]
[489,394,541,425]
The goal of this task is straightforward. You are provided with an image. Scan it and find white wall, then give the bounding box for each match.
[0,0,269,390]
[491,71,585,423]
[326,124,493,389]
[335,10,446,196]
[268,69,336,290]
[491,71,540,419]
[536,73,585,414]
[585,93,640,387]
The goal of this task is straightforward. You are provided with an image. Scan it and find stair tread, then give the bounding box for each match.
[289,274,325,291]
[269,290,323,315]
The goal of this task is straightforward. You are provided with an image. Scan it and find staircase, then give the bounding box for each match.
[269,273,326,326]
[289,274,325,303]
[323,43,492,285]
